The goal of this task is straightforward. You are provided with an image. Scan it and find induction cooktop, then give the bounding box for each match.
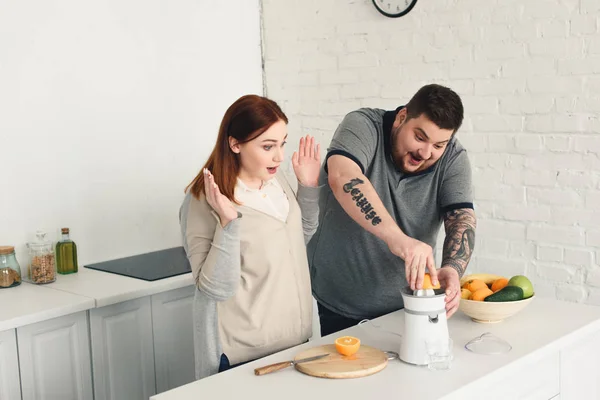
[85,246,191,281]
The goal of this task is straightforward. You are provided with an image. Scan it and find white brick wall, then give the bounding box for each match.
[261,0,600,305]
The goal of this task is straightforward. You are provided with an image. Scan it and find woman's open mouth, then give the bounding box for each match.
[267,166,278,174]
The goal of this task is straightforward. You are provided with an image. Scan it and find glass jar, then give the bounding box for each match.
[0,246,22,289]
[26,231,56,284]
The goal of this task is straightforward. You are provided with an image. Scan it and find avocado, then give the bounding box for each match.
[484,286,524,302]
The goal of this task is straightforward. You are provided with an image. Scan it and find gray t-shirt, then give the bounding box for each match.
[307,107,473,320]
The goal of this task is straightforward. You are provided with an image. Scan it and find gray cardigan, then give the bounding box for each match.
[180,174,320,379]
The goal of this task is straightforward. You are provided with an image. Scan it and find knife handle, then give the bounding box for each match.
[254,361,293,376]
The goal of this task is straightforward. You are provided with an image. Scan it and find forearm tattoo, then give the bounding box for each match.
[343,178,382,226]
[442,208,476,278]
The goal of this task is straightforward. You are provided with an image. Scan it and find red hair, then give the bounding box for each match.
[185,95,288,203]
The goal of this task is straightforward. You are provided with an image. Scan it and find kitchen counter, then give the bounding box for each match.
[0,268,194,331]
[1,267,197,400]
[151,297,600,400]
[0,282,95,331]
[47,267,194,307]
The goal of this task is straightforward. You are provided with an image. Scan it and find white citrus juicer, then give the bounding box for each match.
[399,286,450,365]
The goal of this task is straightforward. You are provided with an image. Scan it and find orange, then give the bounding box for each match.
[463,279,488,293]
[470,287,494,301]
[335,336,361,356]
[491,278,509,293]
[422,273,441,290]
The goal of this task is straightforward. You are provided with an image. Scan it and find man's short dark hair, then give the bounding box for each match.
[405,84,464,133]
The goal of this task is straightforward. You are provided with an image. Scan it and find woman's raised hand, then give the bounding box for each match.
[203,169,238,227]
[292,135,321,187]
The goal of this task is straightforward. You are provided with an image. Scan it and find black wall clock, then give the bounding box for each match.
[372,0,418,18]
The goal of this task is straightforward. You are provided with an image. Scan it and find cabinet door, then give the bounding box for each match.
[90,296,155,400]
[17,312,93,400]
[448,352,560,400]
[560,330,600,399]
[152,285,195,394]
[0,329,21,400]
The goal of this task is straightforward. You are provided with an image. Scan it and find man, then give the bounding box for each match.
[307,84,476,337]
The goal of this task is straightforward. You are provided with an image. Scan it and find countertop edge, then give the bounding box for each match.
[1,273,195,332]
[0,297,95,332]
[93,276,195,308]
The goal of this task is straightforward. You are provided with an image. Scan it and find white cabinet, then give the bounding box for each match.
[0,329,21,400]
[89,286,197,399]
[454,352,560,400]
[560,330,600,399]
[17,311,93,400]
[152,285,196,394]
[90,296,156,400]
[505,352,559,400]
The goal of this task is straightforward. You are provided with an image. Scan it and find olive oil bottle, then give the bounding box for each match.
[55,228,78,274]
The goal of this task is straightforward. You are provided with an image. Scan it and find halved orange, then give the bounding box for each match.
[335,336,361,356]
[422,273,441,290]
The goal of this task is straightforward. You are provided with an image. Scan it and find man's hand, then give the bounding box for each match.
[388,235,438,291]
[437,267,461,318]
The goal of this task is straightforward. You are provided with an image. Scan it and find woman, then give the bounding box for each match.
[180,94,321,379]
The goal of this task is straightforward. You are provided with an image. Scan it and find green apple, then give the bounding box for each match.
[508,275,534,298]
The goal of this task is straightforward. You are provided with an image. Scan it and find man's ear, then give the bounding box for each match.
[393,108,407,129]
[396,108,407,125]
[229,136,241,154]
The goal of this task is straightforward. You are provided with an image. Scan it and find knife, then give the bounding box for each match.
[254,353,329,376]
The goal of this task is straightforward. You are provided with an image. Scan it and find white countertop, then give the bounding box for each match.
[150,297,600,400]
[47,267,194,308]
[0,268,194,332]
[0,282,95,332]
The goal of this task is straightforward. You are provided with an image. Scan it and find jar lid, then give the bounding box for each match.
[465,332,512,355]
[61,228,70,234]
[27,231,52,249]
[0,246,15,255]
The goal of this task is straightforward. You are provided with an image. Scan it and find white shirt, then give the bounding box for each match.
[234,177,290,222]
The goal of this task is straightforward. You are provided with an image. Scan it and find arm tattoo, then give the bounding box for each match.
[442,208,476,278]
[343,178,382,226]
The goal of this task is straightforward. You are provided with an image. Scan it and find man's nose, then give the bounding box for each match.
[419,144,432,160]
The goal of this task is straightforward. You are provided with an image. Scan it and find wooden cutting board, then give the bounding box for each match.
[293,344,388,379]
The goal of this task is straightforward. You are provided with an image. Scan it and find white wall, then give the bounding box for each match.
[1,0,263,267]
[262,0,600,304]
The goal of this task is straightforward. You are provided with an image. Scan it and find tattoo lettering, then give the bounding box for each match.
[343,178,364,192]
[441,208,477,277]
[343,178,382,226]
